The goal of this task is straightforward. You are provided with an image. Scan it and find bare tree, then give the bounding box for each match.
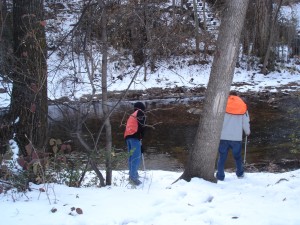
[254,0,273,59]
[98,0,113,185]
[192,0,200,54]
[262,0,283,74]
[180,0,249,183]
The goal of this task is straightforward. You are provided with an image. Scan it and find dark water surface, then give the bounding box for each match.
[48,93,300,171]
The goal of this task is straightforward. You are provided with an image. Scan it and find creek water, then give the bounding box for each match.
[48,93,300,172]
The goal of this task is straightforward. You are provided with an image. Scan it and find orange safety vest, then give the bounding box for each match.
[124,110,139,138]
[226,95,247,115]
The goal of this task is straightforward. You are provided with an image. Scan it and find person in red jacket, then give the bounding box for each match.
[124,102,146,185]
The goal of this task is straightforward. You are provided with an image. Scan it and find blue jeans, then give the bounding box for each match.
[126,138,141,181]
[216,140,244,181]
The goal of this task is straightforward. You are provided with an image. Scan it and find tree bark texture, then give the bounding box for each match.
[0,0,12,76]
[262,0,283,74]
[254,0,272,58]
[11,0,48,155]
[181,0,249,182]
[130,4,145,66]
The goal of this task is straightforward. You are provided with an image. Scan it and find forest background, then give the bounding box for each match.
[0,0,300,188]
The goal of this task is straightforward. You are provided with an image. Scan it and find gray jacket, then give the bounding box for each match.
[220,111,250,141]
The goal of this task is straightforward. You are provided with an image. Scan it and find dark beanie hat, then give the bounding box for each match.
[134,102,145,111]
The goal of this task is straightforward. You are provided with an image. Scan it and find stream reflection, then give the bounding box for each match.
[49,94,300,171]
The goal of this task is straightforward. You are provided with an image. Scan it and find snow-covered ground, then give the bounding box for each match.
[1,169,300,225]
[1,2,300,225]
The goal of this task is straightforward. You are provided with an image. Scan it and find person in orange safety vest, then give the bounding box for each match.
[216,91,251,181]
[124,102,146,185]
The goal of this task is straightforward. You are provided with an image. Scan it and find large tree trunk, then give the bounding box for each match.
[181,0,249,183]
[129,1,145,66]
[0,0,12,76]
[262,0,283,74]
[254,0,272,59]
[11,0,48,155]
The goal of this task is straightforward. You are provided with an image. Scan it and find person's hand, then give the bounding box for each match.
[245,134,250,143]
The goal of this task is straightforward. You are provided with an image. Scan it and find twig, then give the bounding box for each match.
[0,179,14,186]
